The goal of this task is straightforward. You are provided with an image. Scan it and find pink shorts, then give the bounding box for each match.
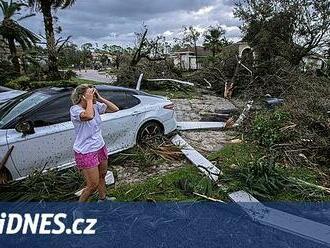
[74,145,108,169]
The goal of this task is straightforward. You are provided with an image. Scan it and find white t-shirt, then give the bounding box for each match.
[70,101,107,154]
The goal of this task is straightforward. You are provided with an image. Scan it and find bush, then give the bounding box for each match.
[251,109,291,147]
[5,76,31,90]
[62,70,77,80]
[0,60,18,85]
[29,80,78,90]
[5,77,78,90]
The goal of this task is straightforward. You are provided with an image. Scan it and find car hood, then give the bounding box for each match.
[0,90,26,104]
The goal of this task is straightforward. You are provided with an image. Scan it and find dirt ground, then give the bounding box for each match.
[112,94,238,185]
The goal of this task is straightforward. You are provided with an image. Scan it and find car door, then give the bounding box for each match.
[6,95,75,178]
[100,91,145,153]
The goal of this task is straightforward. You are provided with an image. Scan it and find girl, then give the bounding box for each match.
[70,84,119,202]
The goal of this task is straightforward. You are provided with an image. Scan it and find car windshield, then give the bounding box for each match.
[0,91,51,129]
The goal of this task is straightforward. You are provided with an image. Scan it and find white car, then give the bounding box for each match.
[0,85,177,182]
[0,86,25,105]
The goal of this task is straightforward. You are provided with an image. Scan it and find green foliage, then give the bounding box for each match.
[203,25,230,57]
[5,75,31,89]
[0,60,18,84]
[0,168,84,202]
[237,158,285,198]
[5,77,78,90]
[211,143,330,201]
[108,166,218,202]
[251,109,291,147]
[234,0,330,66]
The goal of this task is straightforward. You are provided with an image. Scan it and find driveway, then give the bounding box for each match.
[75,69,116,83]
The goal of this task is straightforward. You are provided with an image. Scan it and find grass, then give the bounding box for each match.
[106,165,221,202]
[208,143,330,201]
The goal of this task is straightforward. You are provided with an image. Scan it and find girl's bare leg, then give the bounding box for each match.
[79,167,99,202]
[97,159,108,200]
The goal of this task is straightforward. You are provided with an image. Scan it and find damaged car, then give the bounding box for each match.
[0,85,177,182]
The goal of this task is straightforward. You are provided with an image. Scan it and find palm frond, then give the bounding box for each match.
[17,13,35,21]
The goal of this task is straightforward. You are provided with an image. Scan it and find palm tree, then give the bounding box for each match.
[26,0,76,80]
[0,0,39,73]
[203,26,228,57]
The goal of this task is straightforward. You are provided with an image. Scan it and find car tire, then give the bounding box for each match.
[137,121,164,144]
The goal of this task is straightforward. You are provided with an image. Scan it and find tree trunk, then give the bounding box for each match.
[7,38,20,74]
[194,41,198,70]
[224,61,240,99]
[41,4,61,80]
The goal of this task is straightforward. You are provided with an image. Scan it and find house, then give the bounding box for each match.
[171,46,211,70]
[302,54,328,73]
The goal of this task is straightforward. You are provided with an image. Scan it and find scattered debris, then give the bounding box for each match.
[171,134,221,181]
[193,192,225,203]
[105,171,115,185]
[177,122,225,131]
[229,191,330,246]
[288,177,330,194]
[200,112,230,122]
[265,95,285,108]
[136,73,144,90]
[203,78,212,89]
[225,100,254,128]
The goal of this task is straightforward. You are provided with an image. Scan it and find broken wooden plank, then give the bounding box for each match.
[136,73,144,90]
[171,134,220,181]
[229,191,330,246]
[147,78,194,86]
[177,122,226,131]
[225,100,254,129]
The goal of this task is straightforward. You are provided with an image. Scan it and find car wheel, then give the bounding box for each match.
[137,121,164,143]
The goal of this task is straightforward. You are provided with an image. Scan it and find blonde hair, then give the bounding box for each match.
[71,84,94,105]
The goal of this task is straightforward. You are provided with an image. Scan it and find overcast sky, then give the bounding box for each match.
[17,0,242,48]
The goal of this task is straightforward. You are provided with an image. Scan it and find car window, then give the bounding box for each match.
[126,94,141,108]
[100,91,141,110]
[0,92,51,129]
[29,95,72,127]
[100,91,127,110]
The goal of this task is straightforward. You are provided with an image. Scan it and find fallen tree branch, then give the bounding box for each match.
[288,177,330,194]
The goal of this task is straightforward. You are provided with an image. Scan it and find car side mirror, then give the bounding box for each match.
[15,120,35,135]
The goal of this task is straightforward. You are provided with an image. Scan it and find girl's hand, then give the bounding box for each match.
[94,89,102,100]
[84,88,95,101]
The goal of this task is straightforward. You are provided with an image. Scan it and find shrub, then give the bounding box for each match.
[62,70,77,80]
[251,109,291,147]
[0,60,18,85]
[238,157,285,198]
[5,76,31,90]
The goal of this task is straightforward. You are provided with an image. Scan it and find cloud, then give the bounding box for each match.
[13,0,242,47]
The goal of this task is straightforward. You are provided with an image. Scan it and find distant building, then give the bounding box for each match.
[171,46,211,70]
[302,54,328,72]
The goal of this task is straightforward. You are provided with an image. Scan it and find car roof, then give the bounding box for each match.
[34,85,146,96]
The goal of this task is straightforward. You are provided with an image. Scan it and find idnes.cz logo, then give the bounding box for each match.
[0,213,97,235]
